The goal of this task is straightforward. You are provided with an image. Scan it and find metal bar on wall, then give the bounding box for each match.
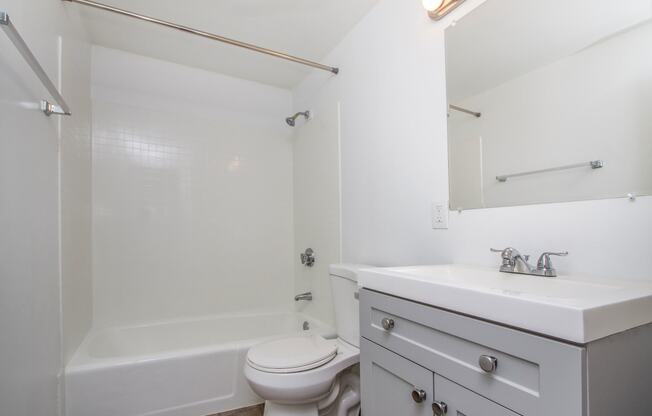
[496,160,604,182]
[0,11,72,116]
[62,0,340,75]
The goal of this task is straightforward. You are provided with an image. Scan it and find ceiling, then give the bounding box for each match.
[445,0,652,102]
[74,0,380,89]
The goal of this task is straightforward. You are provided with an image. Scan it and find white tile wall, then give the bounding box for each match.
[91,48,296,328]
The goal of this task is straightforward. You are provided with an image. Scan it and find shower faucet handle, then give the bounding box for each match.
[300,248,315,267]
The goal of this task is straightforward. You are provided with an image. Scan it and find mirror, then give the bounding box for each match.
[445,0,652,210]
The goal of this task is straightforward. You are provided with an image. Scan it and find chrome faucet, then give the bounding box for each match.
[294,292,313,301]
[491,247,568,277]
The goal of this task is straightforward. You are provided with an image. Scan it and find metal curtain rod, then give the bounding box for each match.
[496,160,604,183]
[0,11,72,116]
[62,0,340,75]
[449,104,481,118]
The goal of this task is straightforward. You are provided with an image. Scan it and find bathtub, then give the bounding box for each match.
[65,312,335,416]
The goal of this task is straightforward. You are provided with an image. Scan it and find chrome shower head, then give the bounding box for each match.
[285,111,310,127]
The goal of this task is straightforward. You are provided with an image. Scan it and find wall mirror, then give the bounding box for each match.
[445,0,652,210]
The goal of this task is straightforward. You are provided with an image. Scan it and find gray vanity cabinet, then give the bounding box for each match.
[362,338,519,416]
[433,374,519,416]
[360,288,652,415]
[360,288,584,415]
[360,338,433,416]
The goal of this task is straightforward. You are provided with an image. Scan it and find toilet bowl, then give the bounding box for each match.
[244,264,368,416]
[244,337,359,406]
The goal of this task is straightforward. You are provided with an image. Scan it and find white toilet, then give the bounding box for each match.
[244,264,365,416]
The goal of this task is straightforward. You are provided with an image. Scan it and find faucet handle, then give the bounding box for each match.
[536,252,568,275]
[491,247,515,270]
[490,248,509,263]
[490,247,512,258]
[491,247,523,261]
[491,247,530,260]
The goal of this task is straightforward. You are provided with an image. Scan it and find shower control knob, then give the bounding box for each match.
[479,355,498,373]
[381,318,395,331]
[432,401,448,416]
[411,388,427,403]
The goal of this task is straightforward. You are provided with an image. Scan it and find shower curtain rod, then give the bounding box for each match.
[62,0,340,74]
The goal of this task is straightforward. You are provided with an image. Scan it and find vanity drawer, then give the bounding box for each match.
[360,289,586,416]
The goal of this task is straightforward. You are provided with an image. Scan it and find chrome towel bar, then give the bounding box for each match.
[0,11,72,116]
[496,160,604,182]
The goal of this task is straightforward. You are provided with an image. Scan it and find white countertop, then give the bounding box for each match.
[358,264,652,343]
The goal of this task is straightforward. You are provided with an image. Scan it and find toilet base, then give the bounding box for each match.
[261,369,360,416]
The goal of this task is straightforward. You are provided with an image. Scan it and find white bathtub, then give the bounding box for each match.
[65,313,335,416]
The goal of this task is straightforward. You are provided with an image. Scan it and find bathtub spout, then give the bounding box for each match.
[294,292,313,301]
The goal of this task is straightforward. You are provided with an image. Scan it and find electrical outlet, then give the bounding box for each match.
[431,202,449,229]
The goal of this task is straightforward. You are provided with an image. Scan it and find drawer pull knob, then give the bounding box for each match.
[411,388,427,403]
[432,401,448,416]
[479,355,498,373]
[381,318,395,331]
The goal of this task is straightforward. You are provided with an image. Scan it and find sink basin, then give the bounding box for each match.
[358,265,652,343]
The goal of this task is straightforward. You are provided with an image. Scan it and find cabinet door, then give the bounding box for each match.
[361,339,433,416]
[434,374,519,416]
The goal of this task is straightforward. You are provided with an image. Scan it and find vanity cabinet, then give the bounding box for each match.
[360,288,652,416]
[362,338,519,416]
[360,338,433,416]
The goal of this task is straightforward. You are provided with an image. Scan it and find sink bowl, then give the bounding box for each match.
[358,265,652,343]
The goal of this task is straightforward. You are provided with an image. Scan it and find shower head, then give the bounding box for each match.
[285,111,311,127]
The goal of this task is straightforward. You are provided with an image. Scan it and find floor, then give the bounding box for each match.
[210,404,265,416]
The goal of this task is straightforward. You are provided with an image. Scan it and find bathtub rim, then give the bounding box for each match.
[66,311,336,373]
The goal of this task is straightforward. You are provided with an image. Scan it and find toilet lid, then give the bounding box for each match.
[247,334,338,374]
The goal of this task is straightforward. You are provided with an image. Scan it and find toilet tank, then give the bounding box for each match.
[329,264,369,348]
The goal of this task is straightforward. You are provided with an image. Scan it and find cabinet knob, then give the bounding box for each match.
[381,317,395,331]
[411,388,427,403]
[432,401,448,416]
[479,355,498,373]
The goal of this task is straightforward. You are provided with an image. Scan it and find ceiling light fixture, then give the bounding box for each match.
[422,0,466,21]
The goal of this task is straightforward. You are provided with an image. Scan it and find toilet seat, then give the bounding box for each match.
[246,334,338,374]
[244,338,359,406]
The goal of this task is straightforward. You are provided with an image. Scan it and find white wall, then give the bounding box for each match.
[60,15,93,366]
[91,47,296,328]
[293,102,342,325]
[0,1,91,415]
[293,0,652,281]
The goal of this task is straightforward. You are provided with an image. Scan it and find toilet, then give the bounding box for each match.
[244,264,366,416]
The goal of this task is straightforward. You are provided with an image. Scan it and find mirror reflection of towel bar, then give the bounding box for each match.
[449,104,481,118]
[496,160,604,182]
